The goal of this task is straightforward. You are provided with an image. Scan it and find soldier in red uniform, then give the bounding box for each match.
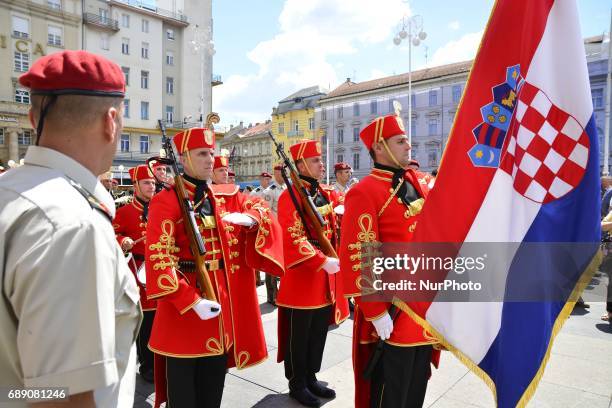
[228,169,236,184]
[211,155,229,184]
[113,164,157,382]
[145,127,284,408]
[340,114,440,408]
[276,139,349,407]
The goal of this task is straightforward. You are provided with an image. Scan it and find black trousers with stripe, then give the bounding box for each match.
[166,354,227,408]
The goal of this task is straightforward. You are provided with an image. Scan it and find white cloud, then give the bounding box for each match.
[213,0,411,123]
[429,30,483,67]
[448,20,460,30]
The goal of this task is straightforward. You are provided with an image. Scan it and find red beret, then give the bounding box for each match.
[213,156,229,169]
[334,162,352,171]
[173,127,215,154]
[273,164,283,171]
[289,139,322,161]
[129,165,154,182]
[260,172,272,178]
[359,114,405,150]
[228,170,235,177]
[111,178,119,185]
[19,50,125,97]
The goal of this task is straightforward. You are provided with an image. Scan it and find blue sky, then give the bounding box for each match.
[212,0,610,130]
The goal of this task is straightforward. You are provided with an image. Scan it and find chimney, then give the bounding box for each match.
[346,77,351,83]
[230,124,233,129]
[239,121,243,127]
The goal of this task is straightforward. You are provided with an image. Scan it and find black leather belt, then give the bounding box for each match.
[178,259,224,272]
[133,254,145,262]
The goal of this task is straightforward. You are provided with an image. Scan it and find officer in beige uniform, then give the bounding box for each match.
[0,50,140,407]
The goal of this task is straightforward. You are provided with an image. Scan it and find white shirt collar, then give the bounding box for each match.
[24,146,116,218]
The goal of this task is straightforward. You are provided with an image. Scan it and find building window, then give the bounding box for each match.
[337,128,344,144]
[140,135,150,153]
[141,19,149,33]
[278,122,284,134]
[166,77,174,94]
[141,71,149,89]
[123,99,130,118]
[141,42,149,59]
[337,154,343,163]
[370,100,377,114]
[293,120,299,132]
[428,149,438,166]
[353,153,360,170]
[0,129,4,145]
[592,88,603,109]
[429,90,438,106]
[12,16,29,39]
[166,51,174,65]
[100,33,109,50]
[47,25,62,47]
[121,14,129,28]
[18,130,32,145]
[321,108,327,121]
[353,103,360,116]
[167,29,175,40]
[141,101,149,120]
[121,38,129,55]
[411,118,416,136]
[352,127,360,142]
[388,99,395,113]
[452,85,462,103]
[309,117,315,130]
[337,106,343,119]
[428,118,438,136]
[15,88,30,104]
[47,0,61,10]
[321,131,327,146]
[14,52,29,72]
[411,93,416,107]
[122,66,129,86]
[166,106,174,123]
[120,134,130,152]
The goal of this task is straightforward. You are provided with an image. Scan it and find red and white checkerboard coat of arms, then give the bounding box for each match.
[499,82,590,204]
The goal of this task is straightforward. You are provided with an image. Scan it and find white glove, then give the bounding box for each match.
[333,205,345,215]
[193,298,222,320]
[372,312,394,340]
[222,212,256,227]
[322,257,340,275]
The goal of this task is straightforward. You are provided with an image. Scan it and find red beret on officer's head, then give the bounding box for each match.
[273,164,283,171]
[173,127,215,154]
[129,165,154,182]
[334,162,352,172]
[213,156,229,169]
[289,139,322,162]
[260,172,272,178]
[359,114,406,150]
[19,50,125,97]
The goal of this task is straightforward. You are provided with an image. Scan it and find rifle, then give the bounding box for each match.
[267,131,337,258]
[155,120,217,302]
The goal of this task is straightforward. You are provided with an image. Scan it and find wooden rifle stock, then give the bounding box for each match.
[158,120,217,302]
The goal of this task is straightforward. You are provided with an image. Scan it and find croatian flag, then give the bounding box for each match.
[407,1,601,407]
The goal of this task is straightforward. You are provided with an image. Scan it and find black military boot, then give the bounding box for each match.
[307,375,336,399]
[289,387,322,407]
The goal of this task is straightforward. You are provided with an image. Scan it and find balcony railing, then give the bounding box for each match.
[212,74,223,86]
[112,0,188,23]
[83,13,119,31]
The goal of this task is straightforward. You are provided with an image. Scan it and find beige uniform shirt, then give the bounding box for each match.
[0,146,141,407]
[332,181,350,194]
[262,181,286,214]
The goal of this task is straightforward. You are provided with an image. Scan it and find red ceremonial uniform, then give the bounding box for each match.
[145,179,284,404]
[340,114,441,408]
[114,197,155,310]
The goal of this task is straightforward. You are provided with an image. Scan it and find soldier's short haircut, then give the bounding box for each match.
[31,94,123,131]
[369,149,376,161]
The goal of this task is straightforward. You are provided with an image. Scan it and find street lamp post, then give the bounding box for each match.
[393,15,427,160]
[189,25,216,127]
